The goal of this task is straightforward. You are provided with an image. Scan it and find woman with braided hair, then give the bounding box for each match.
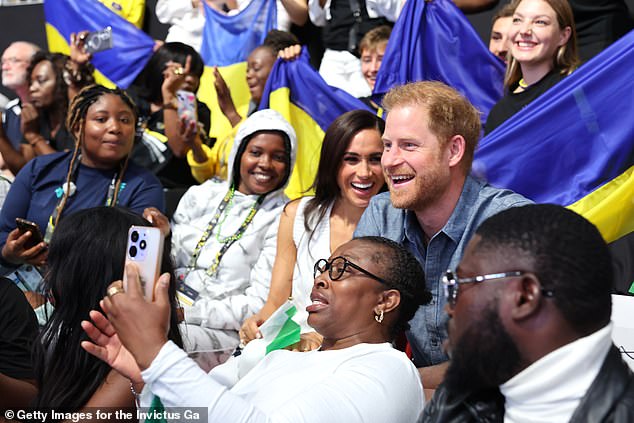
[0,85,164,275]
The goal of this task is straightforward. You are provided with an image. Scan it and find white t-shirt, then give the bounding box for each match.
[141,340,424,422]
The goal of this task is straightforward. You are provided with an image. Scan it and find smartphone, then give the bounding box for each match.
[176,90,197,124]
[84,26,113,54]
[15,218,44,249]
[124,226,164,301]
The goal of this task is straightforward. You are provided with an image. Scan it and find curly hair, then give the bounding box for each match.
[355,236,431,337]
[475,204,612,335]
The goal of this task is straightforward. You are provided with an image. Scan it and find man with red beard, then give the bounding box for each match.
[424,204,634,422]
[354,81,531,391]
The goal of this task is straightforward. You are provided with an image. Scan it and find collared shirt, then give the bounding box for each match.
[354,175,532,366]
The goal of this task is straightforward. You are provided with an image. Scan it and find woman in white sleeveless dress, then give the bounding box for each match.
[240,109,385,350]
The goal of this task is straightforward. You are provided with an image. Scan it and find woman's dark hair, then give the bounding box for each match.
[133,42,205,104]
[231,129,292,194]
[303,110,385,238]
[26,51,70,118]
[32,207,183,412]
[355,236,431,338]
[261,29,300,55]
[54,85,138,229]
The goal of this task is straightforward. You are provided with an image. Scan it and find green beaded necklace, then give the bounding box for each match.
[180,186,264,280]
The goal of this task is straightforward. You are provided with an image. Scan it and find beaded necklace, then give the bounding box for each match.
[181,186,264,280]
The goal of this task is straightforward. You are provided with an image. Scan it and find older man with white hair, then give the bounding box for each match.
[0,41,40,175]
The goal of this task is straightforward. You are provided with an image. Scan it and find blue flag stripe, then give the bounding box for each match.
[200,0,277,67]
[44,0,154,88]
[475,29,634,206]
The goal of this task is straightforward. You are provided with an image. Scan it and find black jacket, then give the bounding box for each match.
[422,345,634,423]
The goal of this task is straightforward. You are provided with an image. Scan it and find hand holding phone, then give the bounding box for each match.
[176,90,197,124]
[124,226,164,301]
[84,27,113,54]
[15,218,44,249]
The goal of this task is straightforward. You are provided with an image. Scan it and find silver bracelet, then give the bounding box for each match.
[130,382,141,408]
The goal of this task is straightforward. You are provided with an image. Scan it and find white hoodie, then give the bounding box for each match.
[171,109,297,350]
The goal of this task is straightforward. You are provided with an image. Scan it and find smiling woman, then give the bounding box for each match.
[166,109,297,353]
[240,110,385,351]
[0,85,165,274]
[484,0,579,134]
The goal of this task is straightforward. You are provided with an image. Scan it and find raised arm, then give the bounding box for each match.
[280,0,309,26]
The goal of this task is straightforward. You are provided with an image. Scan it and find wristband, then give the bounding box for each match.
[162,100,178,111]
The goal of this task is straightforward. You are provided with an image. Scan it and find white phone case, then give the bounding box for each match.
[124,226,164,300]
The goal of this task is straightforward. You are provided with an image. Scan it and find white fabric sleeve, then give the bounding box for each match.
[308,0,329,26]
[365,0,404,22]
[182,216,279,330]
[142,342,424,423]
[155,0,194,23]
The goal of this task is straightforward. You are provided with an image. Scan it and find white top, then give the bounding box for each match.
[155,0,206,51]
[291,197,333,333]
[156,0,292,52]
[500,323,613,423]
[141,340,424,422]
[172,181,285,330]
[172,109,297,332]
[308,0,403,27]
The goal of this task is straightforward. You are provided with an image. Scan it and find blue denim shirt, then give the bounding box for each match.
[354,176,532,367]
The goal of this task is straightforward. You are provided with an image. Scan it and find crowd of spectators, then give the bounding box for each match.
[0,0,632,420]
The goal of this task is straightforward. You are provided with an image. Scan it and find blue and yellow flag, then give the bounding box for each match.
[474,30,634,243]
[44,0,154,88]
[373,0,505,125]
[197,0,277,140]
[259,49,374,199]
[200,0,276,67]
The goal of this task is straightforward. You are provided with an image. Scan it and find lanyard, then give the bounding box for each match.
[44,155,120,243]
[180,186,264,281]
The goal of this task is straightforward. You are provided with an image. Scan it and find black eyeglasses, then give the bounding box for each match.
[443,270,554,307]
[314,256,387,285]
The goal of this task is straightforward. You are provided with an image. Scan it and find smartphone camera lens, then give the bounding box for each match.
[140,240,147,250]
[131,231,139,242]
[129,245,137,257]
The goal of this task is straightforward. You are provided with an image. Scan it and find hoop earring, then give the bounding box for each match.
[374,309,384,324]
[556,45,566,67]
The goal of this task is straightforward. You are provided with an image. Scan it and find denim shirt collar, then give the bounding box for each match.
[403,175,484,246]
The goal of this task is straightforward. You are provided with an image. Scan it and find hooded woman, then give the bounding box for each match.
[159,108,296,352]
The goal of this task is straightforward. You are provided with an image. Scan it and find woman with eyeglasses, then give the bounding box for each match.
[82,236,431,422]
[239,109,385,352]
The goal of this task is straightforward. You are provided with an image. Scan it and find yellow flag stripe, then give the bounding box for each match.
[568,165,634,243]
